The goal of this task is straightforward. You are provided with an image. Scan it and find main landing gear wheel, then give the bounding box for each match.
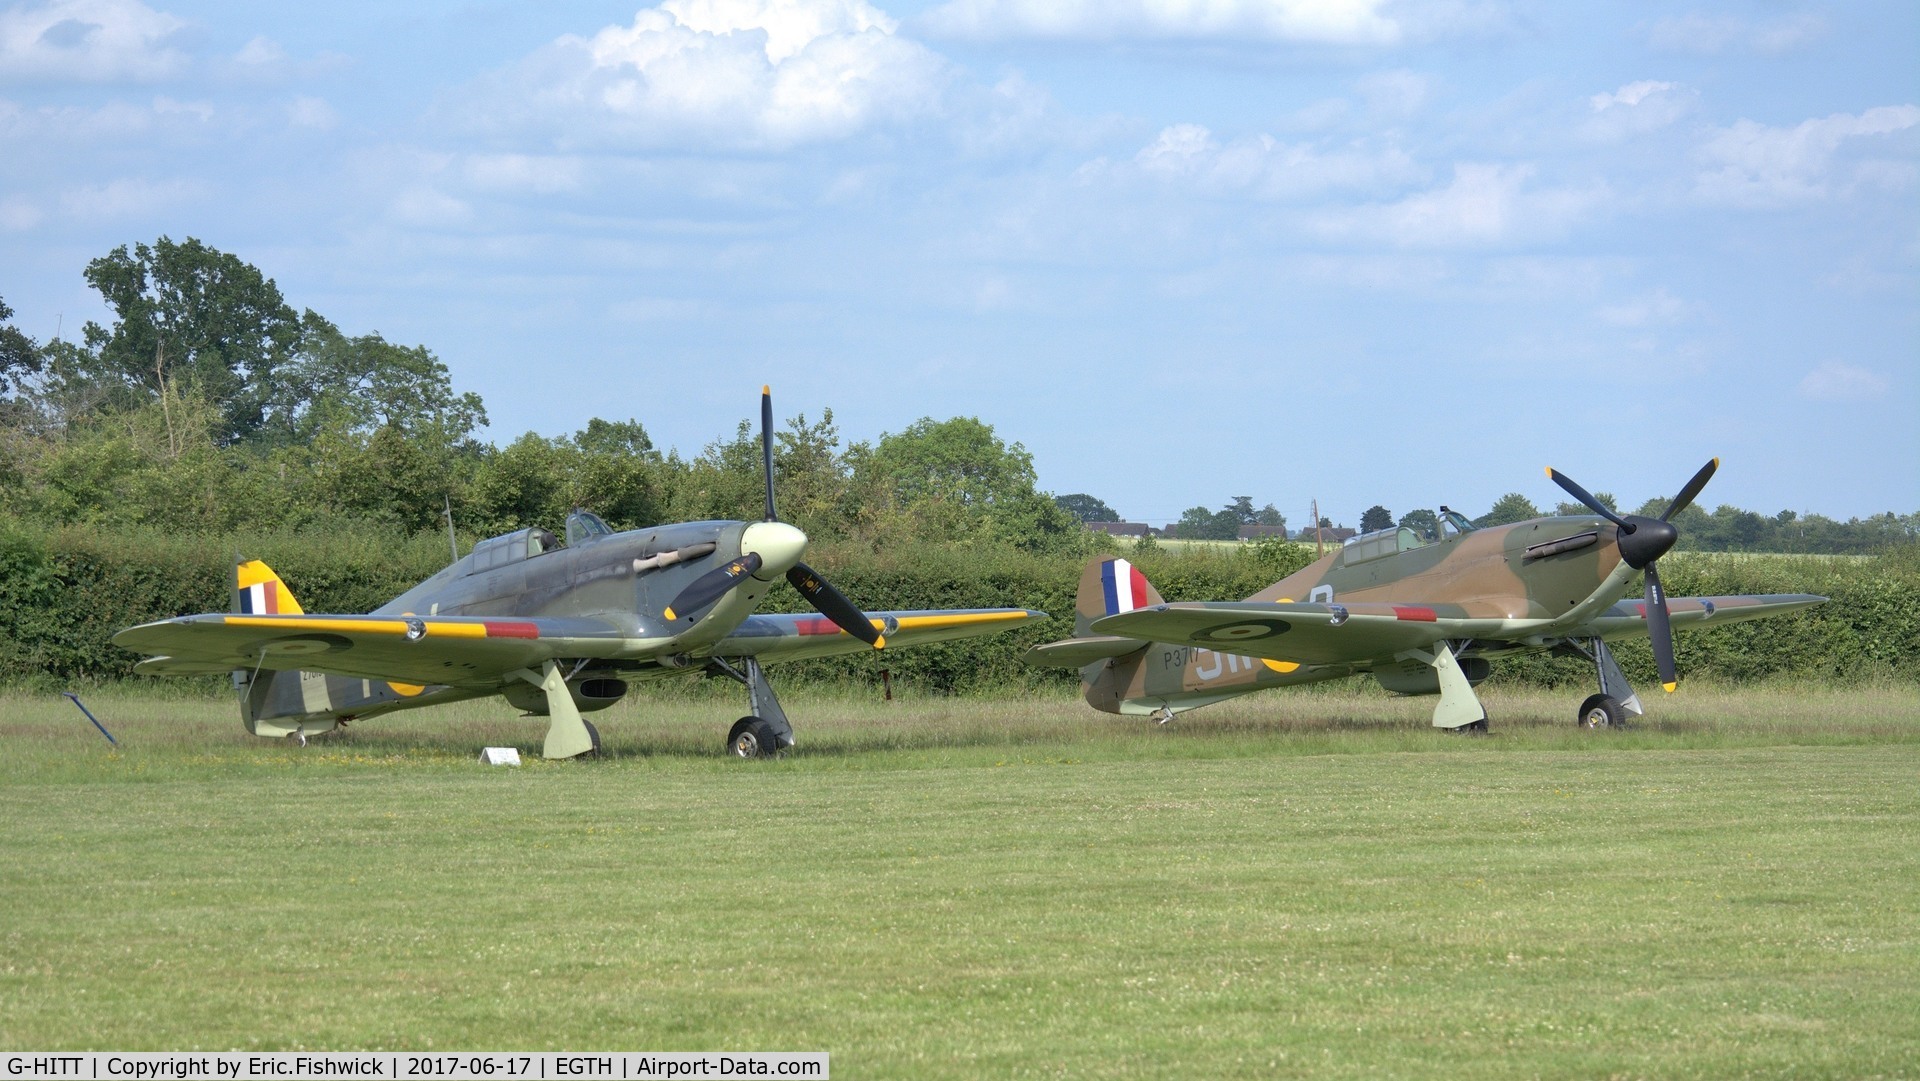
[727,716,778,759]
[582,718,602,756]
[1577,694,1625,730]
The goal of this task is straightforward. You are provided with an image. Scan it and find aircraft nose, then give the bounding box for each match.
[1616,515,1678,569]
[741,520,807,575]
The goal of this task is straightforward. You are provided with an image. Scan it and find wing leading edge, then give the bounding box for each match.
[114,613,631,687]
[717,608,1046,661]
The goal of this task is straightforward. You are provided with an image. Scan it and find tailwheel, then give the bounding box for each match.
[1577,694,1625,730]
[727,716,778,759]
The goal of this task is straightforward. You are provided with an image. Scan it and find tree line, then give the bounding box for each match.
[0,238,1081,553]
[3,236,1913,557]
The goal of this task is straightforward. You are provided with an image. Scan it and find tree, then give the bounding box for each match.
[1223,496,1257,524]
[1398,508,1439,539]
[1254,504,1285,528]
[1476,493,1541,527]
[1055,493,1120,522]
[849,416,1077,549]
[79,237,300,445]
[1175,505,1240,541]
[270,313,486,446]
[1359,504,1393,532]
[0,296,41,397]
[1554,491,1617,517]
[575,417,656,460]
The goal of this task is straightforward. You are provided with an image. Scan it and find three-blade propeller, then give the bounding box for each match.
[663,387,885,648]
[1546,458,1718,693]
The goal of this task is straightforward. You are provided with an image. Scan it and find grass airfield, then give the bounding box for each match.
[3,681,1917,1079]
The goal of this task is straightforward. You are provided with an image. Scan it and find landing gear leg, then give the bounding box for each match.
[511,660,598,759]
[1567,638,1642,729]
[709,657,795,758]
[1400,641,1489,732]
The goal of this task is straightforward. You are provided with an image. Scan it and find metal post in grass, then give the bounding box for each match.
[62,692,118,746]
[881,669,893,702]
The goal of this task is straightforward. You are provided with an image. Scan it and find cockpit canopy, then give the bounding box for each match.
[566,509,614,546]
[464,527,560,575]
[1338,508,1476,566]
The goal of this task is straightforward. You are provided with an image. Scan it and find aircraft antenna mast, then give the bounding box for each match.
[1312,498,1324,558]
[443,494,459,564]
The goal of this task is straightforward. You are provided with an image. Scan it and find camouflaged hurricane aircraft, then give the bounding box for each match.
[115,389,1044,759]
[1029,460,1826,731]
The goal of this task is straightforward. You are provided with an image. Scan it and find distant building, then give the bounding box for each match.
[1087,521,1151,538]
[1237,524,1289,541]
[1305,526,1356,544]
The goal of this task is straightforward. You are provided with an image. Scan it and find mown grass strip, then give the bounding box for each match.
[2,686,1916,1079]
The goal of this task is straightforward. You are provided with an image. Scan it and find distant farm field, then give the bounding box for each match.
[3,682,1917,1079]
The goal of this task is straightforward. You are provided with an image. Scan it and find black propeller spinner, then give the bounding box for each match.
[663,388,885,648]
[1545,457,1718,693]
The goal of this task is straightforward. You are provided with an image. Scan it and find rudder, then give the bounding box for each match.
[1074,555,1165,636]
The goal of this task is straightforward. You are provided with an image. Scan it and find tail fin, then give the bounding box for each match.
[1074,556,1164,636]
[232,559,305,615]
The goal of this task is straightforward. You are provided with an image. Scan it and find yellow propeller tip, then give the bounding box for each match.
[873,635,887,650]
[762,384,771,395]
[1662,681,1678,693]
[664,607,677,621]
[1543,466,1554,478]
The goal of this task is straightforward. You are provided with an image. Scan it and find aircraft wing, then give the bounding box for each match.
[1575,592,1828,638]
[1090,602,1465,665]
[714,608,1047,662]
[114,612,630,687]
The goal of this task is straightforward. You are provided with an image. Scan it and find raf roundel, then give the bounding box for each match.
[1195,619,1292,643]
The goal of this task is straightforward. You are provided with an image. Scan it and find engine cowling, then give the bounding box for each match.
[503,677,629,715]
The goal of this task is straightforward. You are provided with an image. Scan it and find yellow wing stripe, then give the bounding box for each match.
[887,611,1031,631]
[223,616,490,638]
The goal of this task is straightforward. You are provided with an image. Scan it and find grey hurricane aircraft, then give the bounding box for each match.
[116,388,1045,758]
[1029,460,1825,731]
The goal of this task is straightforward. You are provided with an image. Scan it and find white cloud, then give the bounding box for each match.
[1584,80,1695,141]
[1644,12,1825,55]
[463,0,949,151]
[1356,69,1430,117]
[463,153,586,195]
[609,295,725,321]
[388,186,472,228]
[0,194,43,230]
[0,0,187,82]
[1131,123,1420,199]
[921,0,1402,44]
[233,35,285,68]
[286,95,336,130]
[925,0,1397,43]
[1318,162,1604,248]
[1696,105,1920,206]
[1597,288,1692,328]
[1796,360,1891,402]
[56,175,200,217]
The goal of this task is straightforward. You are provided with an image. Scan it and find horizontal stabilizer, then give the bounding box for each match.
[134,655,243,677]
[1024,636,1150,669]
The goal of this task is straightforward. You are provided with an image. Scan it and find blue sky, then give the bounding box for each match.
[3,0,1915,528]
